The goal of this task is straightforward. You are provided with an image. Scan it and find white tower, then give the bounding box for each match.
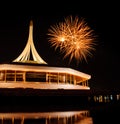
[13,20,47,64]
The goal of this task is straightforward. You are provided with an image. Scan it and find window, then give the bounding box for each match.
[26,72,46,82]
[6,70,15,81]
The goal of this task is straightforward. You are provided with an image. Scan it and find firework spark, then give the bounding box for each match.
[47,15,96,63]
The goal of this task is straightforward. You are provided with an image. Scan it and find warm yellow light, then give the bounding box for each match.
[47,15,96,63]
[59,37,65,42]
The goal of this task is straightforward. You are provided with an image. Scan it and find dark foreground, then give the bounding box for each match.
[0,88,120,96]
[0,88,120,112]
[0,88,120,124]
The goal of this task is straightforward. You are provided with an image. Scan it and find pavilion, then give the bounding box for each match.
[0,20,91,90]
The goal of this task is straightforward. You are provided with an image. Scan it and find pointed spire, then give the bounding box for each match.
[13,20,47,64]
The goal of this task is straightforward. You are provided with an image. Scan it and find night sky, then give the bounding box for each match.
[0,1,119,90]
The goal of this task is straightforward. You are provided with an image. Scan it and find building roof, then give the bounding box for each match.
[0,64,91,80]
[13,20,47,64]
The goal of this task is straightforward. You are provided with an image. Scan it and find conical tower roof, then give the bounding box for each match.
[13,20,47,64]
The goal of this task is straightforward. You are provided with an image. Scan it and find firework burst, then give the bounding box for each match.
[47,15,96,63]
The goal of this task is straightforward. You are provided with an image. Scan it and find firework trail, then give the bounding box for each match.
[47,15,96,63]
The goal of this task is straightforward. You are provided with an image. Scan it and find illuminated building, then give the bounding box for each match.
[0,20,91,90]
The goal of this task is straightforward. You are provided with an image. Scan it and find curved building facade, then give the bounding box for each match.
[0,20,91,90]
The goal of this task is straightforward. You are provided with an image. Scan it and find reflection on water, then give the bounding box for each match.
[0,110,93,124]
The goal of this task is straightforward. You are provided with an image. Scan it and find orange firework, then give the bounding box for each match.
[47,15,96,63]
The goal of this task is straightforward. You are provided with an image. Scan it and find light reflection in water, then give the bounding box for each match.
[0,110,93,124]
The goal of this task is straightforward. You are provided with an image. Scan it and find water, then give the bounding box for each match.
[0,103,120,124]
[90,102,120,124]
[0,110,92,124]
[0,97,120,124]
